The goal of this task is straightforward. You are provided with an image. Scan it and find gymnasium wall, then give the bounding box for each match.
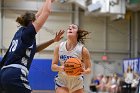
[1,10,129,54]
[79,12,129,76]
[80,12,129,61]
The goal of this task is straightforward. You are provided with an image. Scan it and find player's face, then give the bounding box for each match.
[67,24,78,38]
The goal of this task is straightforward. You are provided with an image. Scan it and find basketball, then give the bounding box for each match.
[64,58,83,76]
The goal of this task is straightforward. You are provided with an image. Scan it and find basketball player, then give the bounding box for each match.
[51,24,92,93]
[0,0,63,93]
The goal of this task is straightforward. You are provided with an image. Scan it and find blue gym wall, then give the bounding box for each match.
[0,57,57,90]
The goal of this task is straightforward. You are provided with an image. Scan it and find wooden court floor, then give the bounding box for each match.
[32,90,110,93]
[32,90,55,93]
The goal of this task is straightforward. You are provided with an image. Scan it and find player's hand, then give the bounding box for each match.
[53,30,64,42]
[80,68,89,75]
[58,65,64,72]
[81,68,90,74]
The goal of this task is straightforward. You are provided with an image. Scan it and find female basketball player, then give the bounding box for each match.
[0,0,64,93]
[51,24,92,93]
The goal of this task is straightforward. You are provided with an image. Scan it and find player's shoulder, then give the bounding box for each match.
[22,23,36,32]
[17,26,24,31]
[60,41,66,46]
[82,47,89,54]
[76,42,85,50]
[58,41,66,48]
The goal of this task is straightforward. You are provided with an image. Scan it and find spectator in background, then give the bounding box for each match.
[95,74,104,91]
[110,73,120,93]
[123,66,139,93]
[105,75,112,92]
[90,76,100,92]
[98,75,108,92]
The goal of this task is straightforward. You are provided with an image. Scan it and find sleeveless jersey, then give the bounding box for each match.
[59,41,83,65]
[3,23,36,70]
[55,41,84,91]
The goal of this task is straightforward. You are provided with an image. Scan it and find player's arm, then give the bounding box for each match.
[35,4,44,19]
[36,39,54,53]
[82,47,91,74]
[33,0,52,32]
[35,0,54,18]
[51,45,64,72]
[36,30,64,52]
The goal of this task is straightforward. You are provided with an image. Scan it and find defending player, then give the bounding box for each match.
[0,0,64,93]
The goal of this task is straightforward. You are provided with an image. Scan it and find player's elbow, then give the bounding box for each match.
[35,14,39,19]
[51,65,54,71]
[86,68,91,74]
[44,9,51,16]
[51,64,56,71]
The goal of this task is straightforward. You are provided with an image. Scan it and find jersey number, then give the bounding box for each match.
[9,40,18,52]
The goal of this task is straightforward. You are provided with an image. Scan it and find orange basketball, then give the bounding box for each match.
[64,58,83,76]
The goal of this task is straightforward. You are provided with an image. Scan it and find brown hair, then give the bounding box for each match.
[77,27,90,44]
[16,11,36,27]
[127,66,133,73]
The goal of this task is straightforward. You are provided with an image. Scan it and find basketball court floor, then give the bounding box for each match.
[32,90,55,93]
[32,90,110,93]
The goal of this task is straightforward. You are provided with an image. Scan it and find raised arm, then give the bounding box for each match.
[35,0,54,18]
[36,30,64,52]
[33,0,53,32]
[35,4,44,19]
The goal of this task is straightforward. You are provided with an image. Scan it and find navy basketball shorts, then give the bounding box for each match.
[0,67,31,93]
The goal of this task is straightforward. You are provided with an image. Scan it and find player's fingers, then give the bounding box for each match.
[59,30,65,35]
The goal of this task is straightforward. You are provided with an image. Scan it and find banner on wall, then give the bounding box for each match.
[123,58,140,74]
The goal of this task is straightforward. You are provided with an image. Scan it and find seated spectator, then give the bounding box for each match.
[93,77,100,85]
[90,76,98,92]
[105,76,112,92]
[99,75,108,92]
[90,74,103,92]
[110,73,120,93]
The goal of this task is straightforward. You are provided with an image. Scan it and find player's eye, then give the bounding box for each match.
[72,26,77,29]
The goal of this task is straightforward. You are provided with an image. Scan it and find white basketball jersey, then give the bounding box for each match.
[59,41,83,65]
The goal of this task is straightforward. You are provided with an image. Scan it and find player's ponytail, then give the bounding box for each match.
[16,16,24,26]
[16,11,36,27]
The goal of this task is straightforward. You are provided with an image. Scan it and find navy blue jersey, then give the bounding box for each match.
[4,23,37,70]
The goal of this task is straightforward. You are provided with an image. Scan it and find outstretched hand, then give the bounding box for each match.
[53,30,65,42]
